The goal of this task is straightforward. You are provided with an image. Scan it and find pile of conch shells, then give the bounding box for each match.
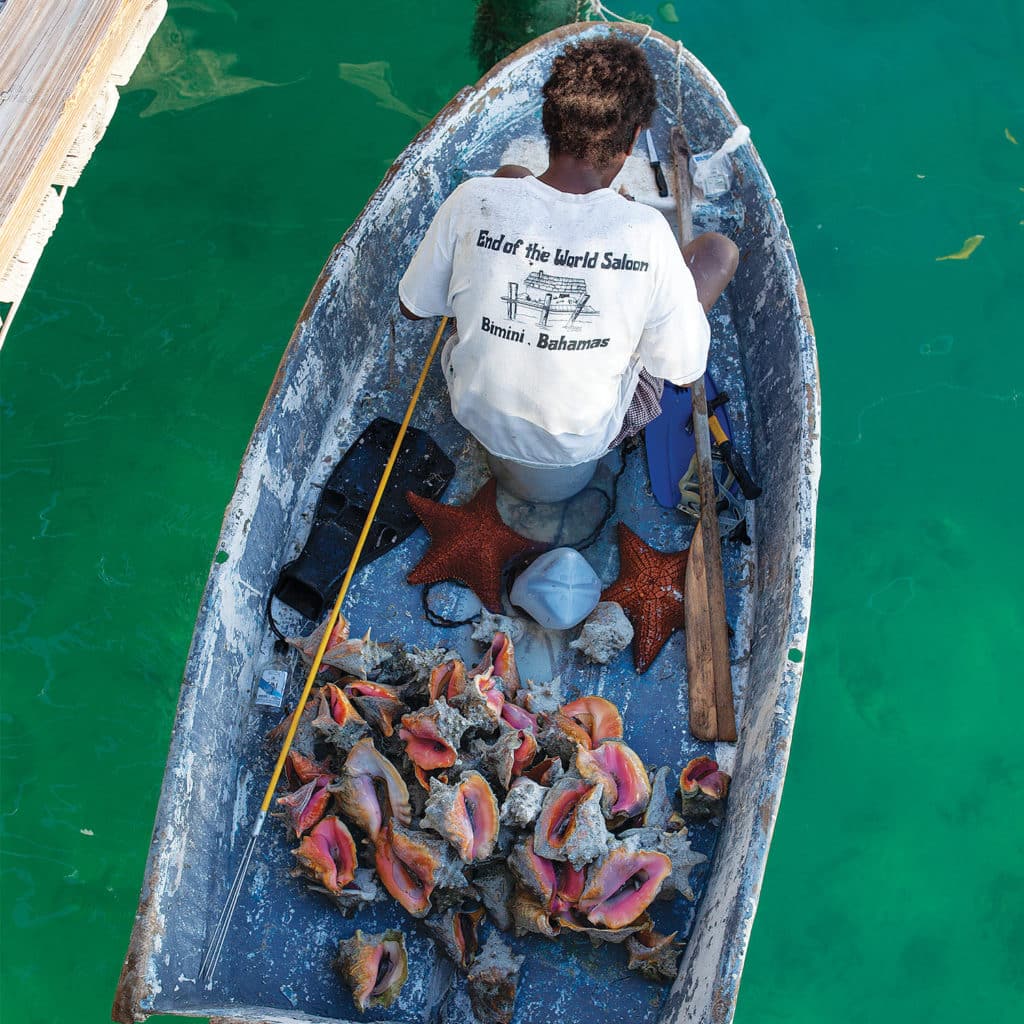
[275,614,730,1021]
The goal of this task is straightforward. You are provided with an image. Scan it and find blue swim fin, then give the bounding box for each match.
[644,374,732,509]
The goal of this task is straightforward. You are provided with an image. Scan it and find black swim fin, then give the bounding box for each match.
[272,417,454,621]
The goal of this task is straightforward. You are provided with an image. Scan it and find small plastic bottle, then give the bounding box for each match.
[252,640,291,711]
[690,125,751,198]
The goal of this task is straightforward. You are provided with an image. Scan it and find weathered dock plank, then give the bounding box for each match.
[0,0,166,344]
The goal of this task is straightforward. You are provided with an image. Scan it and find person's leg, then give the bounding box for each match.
[682,232,739,313]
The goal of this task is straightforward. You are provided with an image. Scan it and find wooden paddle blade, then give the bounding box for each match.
[685,521,718,741]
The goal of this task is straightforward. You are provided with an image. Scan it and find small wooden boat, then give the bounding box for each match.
[113,21,819,1024]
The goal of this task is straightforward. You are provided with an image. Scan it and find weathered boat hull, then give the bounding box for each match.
[114,21,819,1024]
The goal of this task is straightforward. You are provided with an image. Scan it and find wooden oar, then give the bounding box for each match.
[670,126,737,743]
[199,314,449,986]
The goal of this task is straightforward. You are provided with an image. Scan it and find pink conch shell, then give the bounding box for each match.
[578,847,671,929]
[561,696,623,746]
[680,756,730,799]
[511,730,538,778]
[508,836,557,906]
[344,679,406,737]
[576,740,652,823]
[288,613,350,664]
[480,724,538,790]
[522,756,563,787]
[291,815,357,893]
[322,627,390,678]
[552,860,585,912]
[276,775,332,837]
[331,737,411,840]
[284,749,331,788]
[537,712,593,760]
[449,669,504,732]
[471,631,520,699]
[423,771,500,863]
[508,836,585,914]
[625,928,683,982]
[533,778,610,869]
[374,823,461,918]
[334,928,408,1012]
[500,702,538,734]
[510,887,561,938]
[555,909,653,945]
[398,699,470,771]
[312,682,369,751]
[429,658,466,703]
[425,907,486,971]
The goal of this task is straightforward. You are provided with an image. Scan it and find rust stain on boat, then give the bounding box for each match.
[111,854,167,1023]
[210,1017,276,1024]
[469,85,504,116]
[711,986,732,1023]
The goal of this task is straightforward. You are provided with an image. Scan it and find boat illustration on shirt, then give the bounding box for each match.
[502,271,599,330]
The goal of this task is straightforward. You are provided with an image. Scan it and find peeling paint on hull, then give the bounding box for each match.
[113,22,819,1024]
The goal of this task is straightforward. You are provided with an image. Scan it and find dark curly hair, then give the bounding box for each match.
[541,38,657,168]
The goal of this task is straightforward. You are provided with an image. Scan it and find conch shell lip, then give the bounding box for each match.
[576,740,652,822]
[343,678,406,737]
[500,702,538,733]
[428,658,467,703]
[284,749,331,788]
[470,631,520,699]
[291,815,357,893]
[398,699,469,771]
[422,771,500,863]
[315,683,362,726]
[578,847,671,929]
[335,927,408,1012]
[331,737,411,841]
[276,774,332,837]
[373,822,436,917]
[680,756,730,799]
[560,696,623,746]
[533,777,610,869]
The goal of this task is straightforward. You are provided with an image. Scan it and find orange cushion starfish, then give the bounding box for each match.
[405,478,539,612]
[601,522,689,674]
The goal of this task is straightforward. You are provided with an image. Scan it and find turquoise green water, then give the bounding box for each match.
[1,1,1022,1020]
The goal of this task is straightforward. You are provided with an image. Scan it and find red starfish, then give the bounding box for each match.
[601,523,689,674]
[406,478,539,612]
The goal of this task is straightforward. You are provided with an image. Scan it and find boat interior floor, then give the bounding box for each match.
[171,132,759,1023]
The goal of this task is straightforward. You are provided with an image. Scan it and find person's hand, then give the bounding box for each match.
[618,185,635,202]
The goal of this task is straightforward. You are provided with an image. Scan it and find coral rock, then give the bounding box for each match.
[569,601,634,665]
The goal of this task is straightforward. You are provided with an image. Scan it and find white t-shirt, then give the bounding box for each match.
[399,175,710,468]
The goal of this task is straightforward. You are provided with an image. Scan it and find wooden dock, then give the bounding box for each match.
[0,0,167,346]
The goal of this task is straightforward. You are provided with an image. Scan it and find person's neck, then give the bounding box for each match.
[537,152,625,194]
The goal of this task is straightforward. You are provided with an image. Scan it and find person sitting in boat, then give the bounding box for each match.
[399,37,738,481]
